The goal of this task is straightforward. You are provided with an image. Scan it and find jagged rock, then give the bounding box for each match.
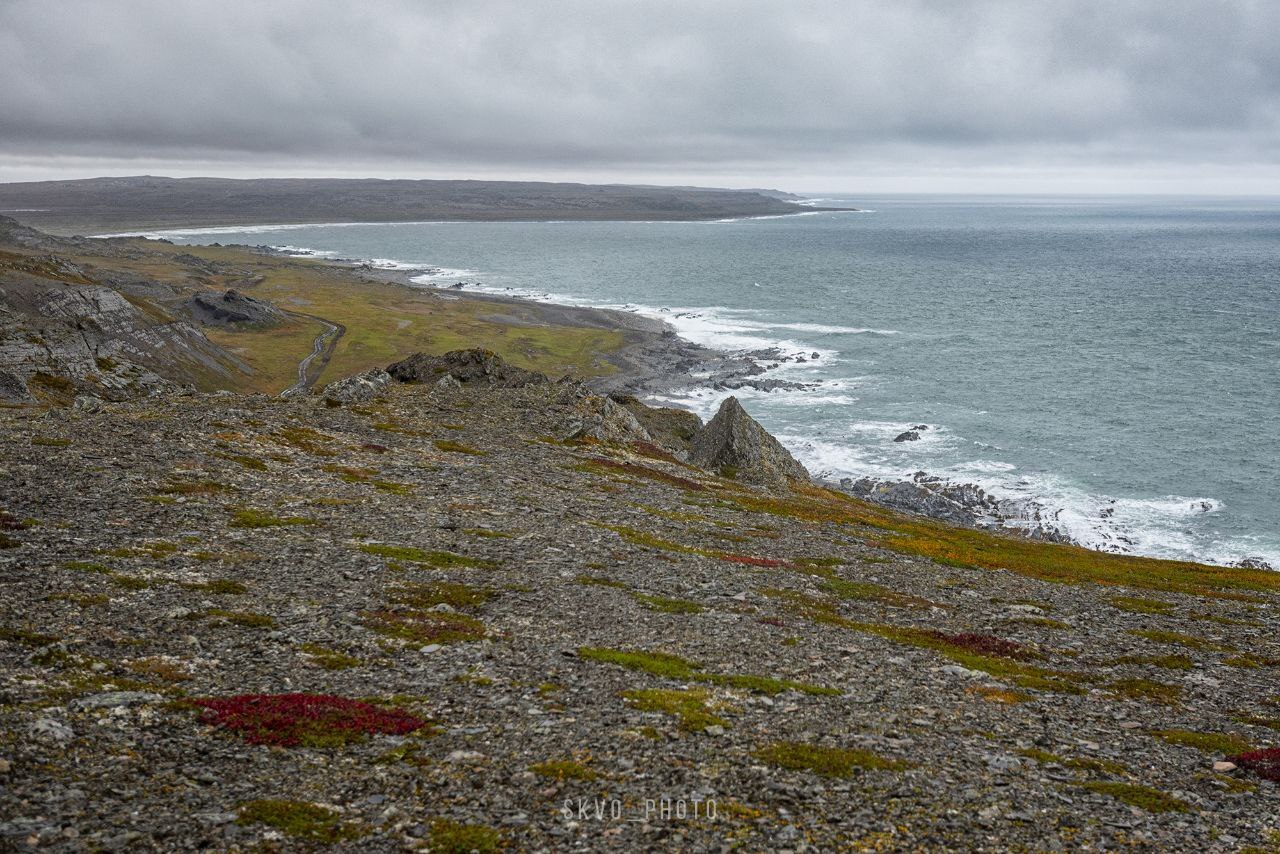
[689,396,808,488]
[1234,557,1274,570]
[322,369,391,405]
[0,369,30,403]
[386,349,549,389]
[894,430,921,443]
[563,396,652,443]
[185,289,285,327]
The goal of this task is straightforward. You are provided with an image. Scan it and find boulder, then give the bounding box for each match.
[564,396,652,443]
[0,369,31,403]
[894,430,921,443]
[322,369,391,405]
[689,396,808,488]
[386,349,549,388]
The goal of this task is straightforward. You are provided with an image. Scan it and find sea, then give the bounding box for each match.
[127,195,1280,568]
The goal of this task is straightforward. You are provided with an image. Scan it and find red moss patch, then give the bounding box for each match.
[583,458,707,492]
[928,631,1029,660]
[628,441,683,465]
[194,693,426,747]
[1229,747,1280,782]
[0,511,29,531]
[717,553,788,568]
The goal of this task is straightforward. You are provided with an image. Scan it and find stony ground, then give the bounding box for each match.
[1,379,1278,852]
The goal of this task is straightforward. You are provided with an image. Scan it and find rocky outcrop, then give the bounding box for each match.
[563,395,652,443]
[894,425,928,443]
[690,396,808,488]
[322,369,391,405]
[612,394,704,453]
[185,289,285,328]
[387,349,549,389]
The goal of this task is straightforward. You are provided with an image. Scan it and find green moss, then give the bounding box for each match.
[361,610,486,645]
[598,523,700,555]
[372,480,415,495]
[0,626,60,647]
[820,577,936,609]
[65,560,111,575]
[215,452,268,471]
[427,819,502,854]
[1079,781,1189,813]
[299,643,361,670]
[359,543,495,569]
[1222,653,1280,669]
[230,509,317,528]
[433,439,486,455]
[578,647,701,680]
[158,480,230,495]
[31,436,72,447]
[699,672,841,697]
[392,581,492,609]
[574,574,628,588]
[109,573,151,590]
[754,741,912,776]
[1151,729,1252,755]
[463,528,511,538]
[622,687,729,731]
[631,592,704,614]
[1127,628,1234,652]
[1109,595,1175,615]
[272,426,338,456]
[1018,748,1128,775]
[530,759,599,781]
[237,799,363,842]
[1106,678,1183,704]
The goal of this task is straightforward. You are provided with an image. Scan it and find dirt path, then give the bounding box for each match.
[280,313,344,396]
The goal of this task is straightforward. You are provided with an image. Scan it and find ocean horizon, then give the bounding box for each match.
[141,194,1280,569]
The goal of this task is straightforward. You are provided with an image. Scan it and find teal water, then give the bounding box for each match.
[137,195,1280,567]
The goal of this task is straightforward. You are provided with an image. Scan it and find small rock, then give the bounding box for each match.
[704,725,726,736]
[420,644,443,654]
[1213,761,1237,772]
[69,691,164,711]
[30,718,74,744]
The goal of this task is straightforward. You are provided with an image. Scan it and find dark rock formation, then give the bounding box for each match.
[690,396,809,488]
[387,349,550,389]
[185,289,285,328]
[894,430,921,443]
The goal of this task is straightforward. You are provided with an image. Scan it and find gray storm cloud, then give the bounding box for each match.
[0,0,1277,186]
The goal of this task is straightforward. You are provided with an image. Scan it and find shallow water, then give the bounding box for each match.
[140,195,1280,567]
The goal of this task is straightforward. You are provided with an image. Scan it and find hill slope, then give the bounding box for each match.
[1,363,1277,850]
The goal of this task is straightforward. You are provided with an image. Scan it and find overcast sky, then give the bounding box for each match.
[1,0,1277,193]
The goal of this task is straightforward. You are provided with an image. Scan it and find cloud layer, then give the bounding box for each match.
[1,0,1277,190]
